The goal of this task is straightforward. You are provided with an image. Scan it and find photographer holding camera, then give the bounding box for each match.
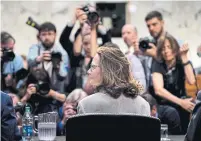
[60,5,111,92]
[1,31,24,93]
[27,22,69,93]
[19,68,66,115]
[121,24,147,92]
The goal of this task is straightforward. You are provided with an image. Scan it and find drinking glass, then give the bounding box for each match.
[161,124,170,141]
[34,112,57,141]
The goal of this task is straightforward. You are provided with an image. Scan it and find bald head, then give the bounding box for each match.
[122,24,138,47]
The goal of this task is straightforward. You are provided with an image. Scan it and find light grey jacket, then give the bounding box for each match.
[78,92,150,116]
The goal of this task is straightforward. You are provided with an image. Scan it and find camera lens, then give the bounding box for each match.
[88,12,99,24]
[139,40,149,49]
[3,49,15,61]
[38,82,50,96]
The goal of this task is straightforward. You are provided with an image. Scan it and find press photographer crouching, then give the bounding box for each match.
[27,22,70,93]
[1,31,24,93]
[19,68,66,115]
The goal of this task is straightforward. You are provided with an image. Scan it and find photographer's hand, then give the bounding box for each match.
[21,84,36,103]
[144,43,157,58]
[76,8,87,26]
[43,51,52,61]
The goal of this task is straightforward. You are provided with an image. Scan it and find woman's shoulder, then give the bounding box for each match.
[79,92,108,103]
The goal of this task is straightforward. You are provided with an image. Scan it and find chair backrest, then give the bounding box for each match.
[65,113,161,141]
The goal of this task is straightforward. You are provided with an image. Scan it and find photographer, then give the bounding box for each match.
[1,31,24,93]
[27,22,69,93]
[121,24,147,92]
[60,6,111,92]
[132,11,169,89]
[19,68,66,115]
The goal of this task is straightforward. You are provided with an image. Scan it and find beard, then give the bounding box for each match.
[151,28,164,40]
[42,41,54,49]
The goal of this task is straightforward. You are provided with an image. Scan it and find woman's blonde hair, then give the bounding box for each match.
[96,46,143,98]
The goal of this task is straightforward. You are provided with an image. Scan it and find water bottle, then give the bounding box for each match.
[22,105,33,141]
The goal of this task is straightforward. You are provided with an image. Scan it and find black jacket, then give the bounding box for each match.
[185,99,201,141]
[1,91,22,141]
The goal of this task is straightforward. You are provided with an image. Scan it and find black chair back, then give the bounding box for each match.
[66,113,161,141]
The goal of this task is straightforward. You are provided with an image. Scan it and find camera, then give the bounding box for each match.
[14,102,32,115]
[139,37,156,51]
[35,81,51,96]
[26,17,40,31]
[51,52,62,68]
[2,48,15,61]
[81,6,99,25]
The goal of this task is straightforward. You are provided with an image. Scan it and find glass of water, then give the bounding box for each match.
[161,124,170,141]
[34,112,57,141]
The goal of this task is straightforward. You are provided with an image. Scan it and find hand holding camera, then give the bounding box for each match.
[43,50,52,61]
[79,5,100,27]
[76,7,87,25]
[139,37,157,58]
[26,84,37,96]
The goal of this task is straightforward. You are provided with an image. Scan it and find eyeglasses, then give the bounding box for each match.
[89,64,99,71]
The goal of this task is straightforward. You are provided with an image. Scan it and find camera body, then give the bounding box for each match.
[14,102,32,115]
[34,81,50,96]
[2,48,15,61]
[81,5,99,25]
[51,52,62,68]
[139,37,156,51]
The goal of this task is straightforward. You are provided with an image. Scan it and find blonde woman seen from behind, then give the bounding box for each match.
[77,44,150,116]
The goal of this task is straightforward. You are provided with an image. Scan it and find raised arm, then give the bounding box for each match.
[180,43,196,85]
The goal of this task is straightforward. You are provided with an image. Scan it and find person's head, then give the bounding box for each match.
[27,68,50,87]
[1,31,15,50]
[65,89,88,106]
[145,11,164,39]
[121,24,138,47]
[142,94,158,117]
[87,45,141,98]
[157,34,180,63]
[38,22,56,49]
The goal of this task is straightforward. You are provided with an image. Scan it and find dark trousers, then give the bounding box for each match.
[141,93,190,135]
[158,104,190,135]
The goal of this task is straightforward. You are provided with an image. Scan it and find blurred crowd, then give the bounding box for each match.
[1,4,201,140]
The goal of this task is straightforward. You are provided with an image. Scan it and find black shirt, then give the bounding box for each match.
[150,59,187,105]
